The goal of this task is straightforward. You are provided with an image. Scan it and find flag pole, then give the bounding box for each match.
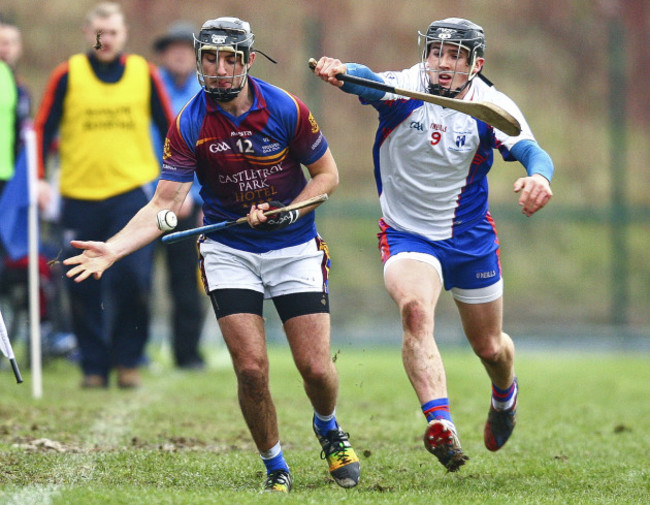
[26,129,42,398]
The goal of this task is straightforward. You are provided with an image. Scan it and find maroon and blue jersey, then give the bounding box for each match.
[161,76,329,253]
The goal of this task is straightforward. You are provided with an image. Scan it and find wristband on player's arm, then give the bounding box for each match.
[341,63,386,101]
[511,139,555,183]
[255,201,300,231]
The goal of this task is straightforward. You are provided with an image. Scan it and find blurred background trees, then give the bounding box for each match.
[2,0,648,339]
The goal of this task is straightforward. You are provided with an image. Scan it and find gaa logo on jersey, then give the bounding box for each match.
[209,141,231,153]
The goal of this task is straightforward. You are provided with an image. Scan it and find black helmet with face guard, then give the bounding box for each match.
[194,17,254,102]
[418,18,486,98]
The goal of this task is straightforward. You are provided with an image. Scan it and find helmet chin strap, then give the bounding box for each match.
[207,79,246,102]
[428,80,471,99]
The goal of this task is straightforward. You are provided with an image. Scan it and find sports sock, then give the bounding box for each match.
[260,441,289,474]
[491,379,518,411]
[313,409,337,436]
[421,397,453,424]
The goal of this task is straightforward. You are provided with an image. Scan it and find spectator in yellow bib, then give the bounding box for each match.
[34,2,173,389]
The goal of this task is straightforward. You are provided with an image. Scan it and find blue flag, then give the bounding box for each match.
[0,147,30,261]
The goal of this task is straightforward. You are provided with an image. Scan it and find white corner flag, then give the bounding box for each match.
[26,128,43,397]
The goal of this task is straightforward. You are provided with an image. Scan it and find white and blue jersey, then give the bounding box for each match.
[343,63,551,293]
[161,76,329,253]
[359,63,535,241]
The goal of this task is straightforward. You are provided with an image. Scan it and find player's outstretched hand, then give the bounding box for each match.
[513,174,553,217]
[63,240,118,283]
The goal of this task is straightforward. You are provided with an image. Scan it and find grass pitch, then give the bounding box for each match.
[0,345,648,504]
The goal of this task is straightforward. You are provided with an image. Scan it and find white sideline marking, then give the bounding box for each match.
[2,484,60,505]
[2,377,169,503]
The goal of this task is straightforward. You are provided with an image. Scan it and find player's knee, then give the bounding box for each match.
[474,344,500,363]
[472,332,511,363]
[401,299,432,333]
[297,357,334,386]
[236,367,269,395]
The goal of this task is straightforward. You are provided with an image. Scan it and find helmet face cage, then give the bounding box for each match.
[418,18,485,98]
[194,17,255,102]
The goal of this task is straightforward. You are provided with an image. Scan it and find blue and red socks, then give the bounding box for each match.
[491,378,518,411]
[421,397,454,424]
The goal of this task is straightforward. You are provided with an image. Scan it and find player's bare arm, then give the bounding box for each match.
[513,173,553,217]
[301,147,339,201]
[64,180,192,282]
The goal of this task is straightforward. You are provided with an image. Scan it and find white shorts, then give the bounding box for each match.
[385,251,503,304]
[199,236,330,299]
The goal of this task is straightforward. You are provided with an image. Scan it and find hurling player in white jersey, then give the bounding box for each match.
[313,17,554,471]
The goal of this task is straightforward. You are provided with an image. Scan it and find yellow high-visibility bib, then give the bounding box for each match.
[59,54,159,200]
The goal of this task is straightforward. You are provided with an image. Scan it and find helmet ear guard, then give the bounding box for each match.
[418,17,486,98]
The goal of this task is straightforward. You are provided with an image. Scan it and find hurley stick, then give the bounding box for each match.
[308,58,521,136]
[162,193,329,244]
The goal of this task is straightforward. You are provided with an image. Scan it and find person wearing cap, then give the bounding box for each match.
[153,21,201,114]
[63,16,360,493]
[313,17,553,472]
[34,2,173,389]
[152,22,206,370]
